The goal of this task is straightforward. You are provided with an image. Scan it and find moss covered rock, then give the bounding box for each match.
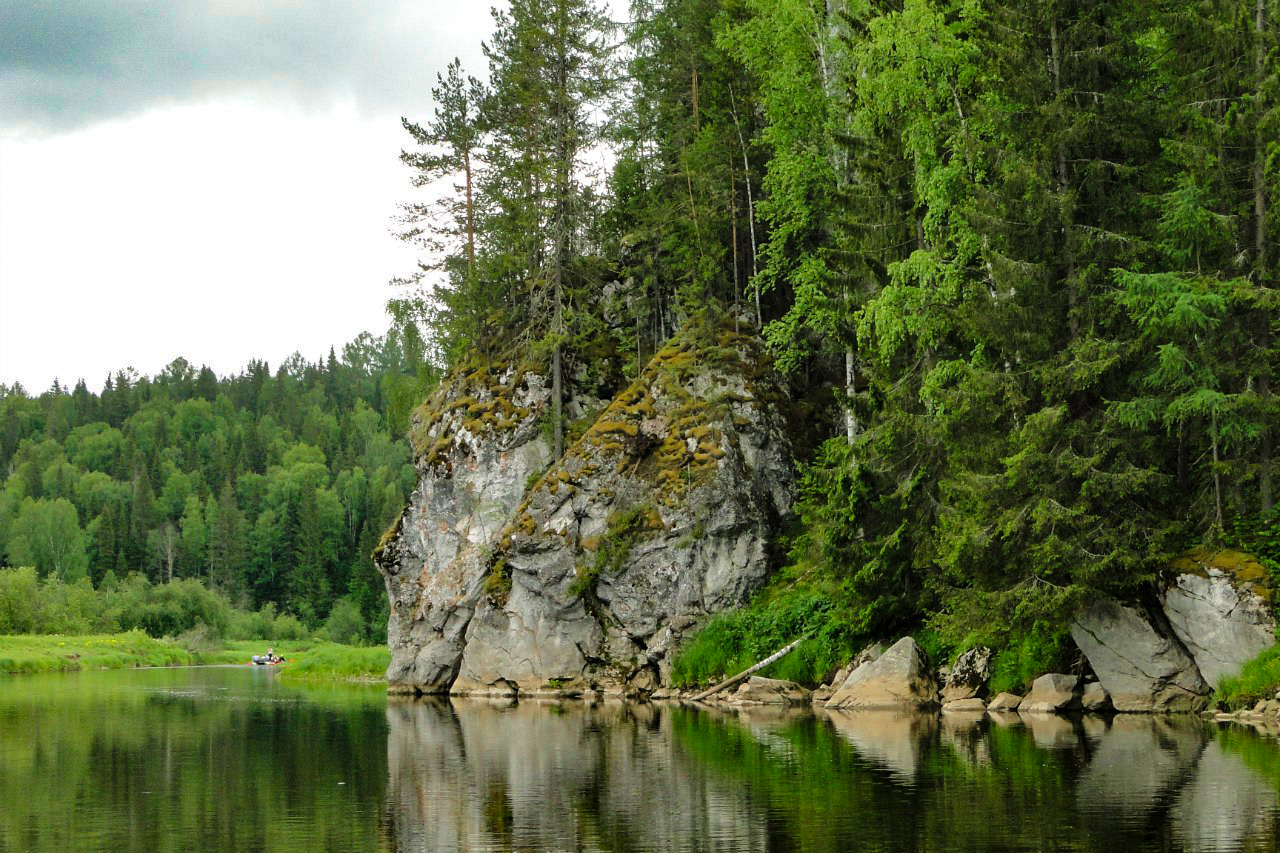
[376,317,794,695]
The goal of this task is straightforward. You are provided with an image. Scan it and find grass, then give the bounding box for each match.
[669,583,859,688]
[0,630,194,673]
[1214,642,1280,710]
[0,633,389,682]
[275,642,389,682]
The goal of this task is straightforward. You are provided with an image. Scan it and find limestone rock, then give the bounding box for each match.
[727,676,811,706]
[1081,682,1112,712]
[942,697,988,712]
[940,647,992,703]
[826,637,939,710]
[376,322,795,695]
[814,643,884,705]
[1162,550,1276,688]
[1071,597,1210,712]
[1020,673,1081,714]
[987,692,1023,712]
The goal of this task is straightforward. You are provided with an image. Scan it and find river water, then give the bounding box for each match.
[0,667,1276,853]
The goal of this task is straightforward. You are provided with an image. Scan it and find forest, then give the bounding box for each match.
[389,0,1278,672]
[2,0,1277,665]
[0,330,434,642]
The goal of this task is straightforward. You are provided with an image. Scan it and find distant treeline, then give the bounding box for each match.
[0,327,438,640]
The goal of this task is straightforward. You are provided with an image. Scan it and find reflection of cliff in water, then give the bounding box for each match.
[385,699,1280,853]
[385,699,769,853]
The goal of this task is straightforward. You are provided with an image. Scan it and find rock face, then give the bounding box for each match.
[377,322,794,695]
[826,637,938,710]
[1162,550,1276,688]
[1020,673,1081,714]
[940,647,992,703]
[726,676,810,706]
[1071,597,1210,712]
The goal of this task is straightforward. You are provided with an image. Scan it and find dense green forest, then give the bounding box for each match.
[391,0,1279,663]
[3,0,1276,664]
[0,329,436,641]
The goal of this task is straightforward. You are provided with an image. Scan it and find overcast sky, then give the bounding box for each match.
[0,1,499,392]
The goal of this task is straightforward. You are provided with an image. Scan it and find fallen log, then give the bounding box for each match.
[690,634,810,703]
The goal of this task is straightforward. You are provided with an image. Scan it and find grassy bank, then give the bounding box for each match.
[1215,644,1280,710]
[0,632,388,682]
[0,631,194,673]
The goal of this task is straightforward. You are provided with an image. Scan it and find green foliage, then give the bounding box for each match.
[0,630,194,674]
[276,642,389,682]
[986,629,1075,697]
[321,597,369,646]
[1214,644,1280,711]
[669,583,858,688]
[0,327,418,641]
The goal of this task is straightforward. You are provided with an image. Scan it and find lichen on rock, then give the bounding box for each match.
[376,317,794,696]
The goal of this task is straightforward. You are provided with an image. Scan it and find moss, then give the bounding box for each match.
[1172,547,1272,602]
[371,511,405,562]
[484,557,512,606]
[569,505,656,600]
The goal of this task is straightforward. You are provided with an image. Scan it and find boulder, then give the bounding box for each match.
[1081,682,1112,712]
[1071,597,1210,712]
[826,637,939,710]
[1162,550,1276,688]
[814,643,885,705]
[727,676,811,706]
[1020,673,1081,714]
[942,697,988,713]
[940,646,993,702]
[987,692,1023,712]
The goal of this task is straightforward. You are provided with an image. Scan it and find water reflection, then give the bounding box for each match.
[2,668,1277,853]
[386,702,1280,853]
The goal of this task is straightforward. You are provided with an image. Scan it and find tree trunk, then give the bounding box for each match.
[690,634,810,702]
[728,85,759,328]
[1255,0,1273,511]
[1051,13,1079,341]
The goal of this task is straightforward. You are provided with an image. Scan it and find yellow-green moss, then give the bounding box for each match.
[1173,548,1272,602]
[371,511,405,562]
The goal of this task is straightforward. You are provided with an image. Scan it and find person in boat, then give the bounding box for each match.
[251,648,285,665]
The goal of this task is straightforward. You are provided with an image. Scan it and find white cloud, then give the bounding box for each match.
[0,99,424,390]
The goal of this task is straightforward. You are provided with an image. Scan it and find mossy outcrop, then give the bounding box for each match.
[376,318,794,695]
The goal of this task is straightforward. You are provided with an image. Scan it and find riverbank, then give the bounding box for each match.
[0,632,389,682]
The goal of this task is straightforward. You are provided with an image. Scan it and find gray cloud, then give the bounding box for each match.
[0,1,493,135]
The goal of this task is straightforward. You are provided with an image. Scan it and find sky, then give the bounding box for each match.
[0,1,498,392]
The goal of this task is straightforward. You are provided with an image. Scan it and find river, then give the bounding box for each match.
[0,667,1276,852]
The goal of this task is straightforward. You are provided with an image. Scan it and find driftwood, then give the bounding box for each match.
[690,634,809,703]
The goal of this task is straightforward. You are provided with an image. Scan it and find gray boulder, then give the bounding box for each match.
[826,637,939,710]
[727,676,811,706]
[1162,553,1276,688]
[1020,673,1081,714]
[940,646,992,702]
[942,697,988,712]
[1081,682,1112,712]
[1071,597,1209,712]
[987,692,1023,712]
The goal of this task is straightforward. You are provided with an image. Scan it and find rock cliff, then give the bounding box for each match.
[376,320,794,695]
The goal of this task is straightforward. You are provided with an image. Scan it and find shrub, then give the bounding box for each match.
[321,597,368,645]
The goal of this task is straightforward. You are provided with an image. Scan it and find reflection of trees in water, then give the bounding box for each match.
[0,669,391,853]
[386,699,1280,853]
